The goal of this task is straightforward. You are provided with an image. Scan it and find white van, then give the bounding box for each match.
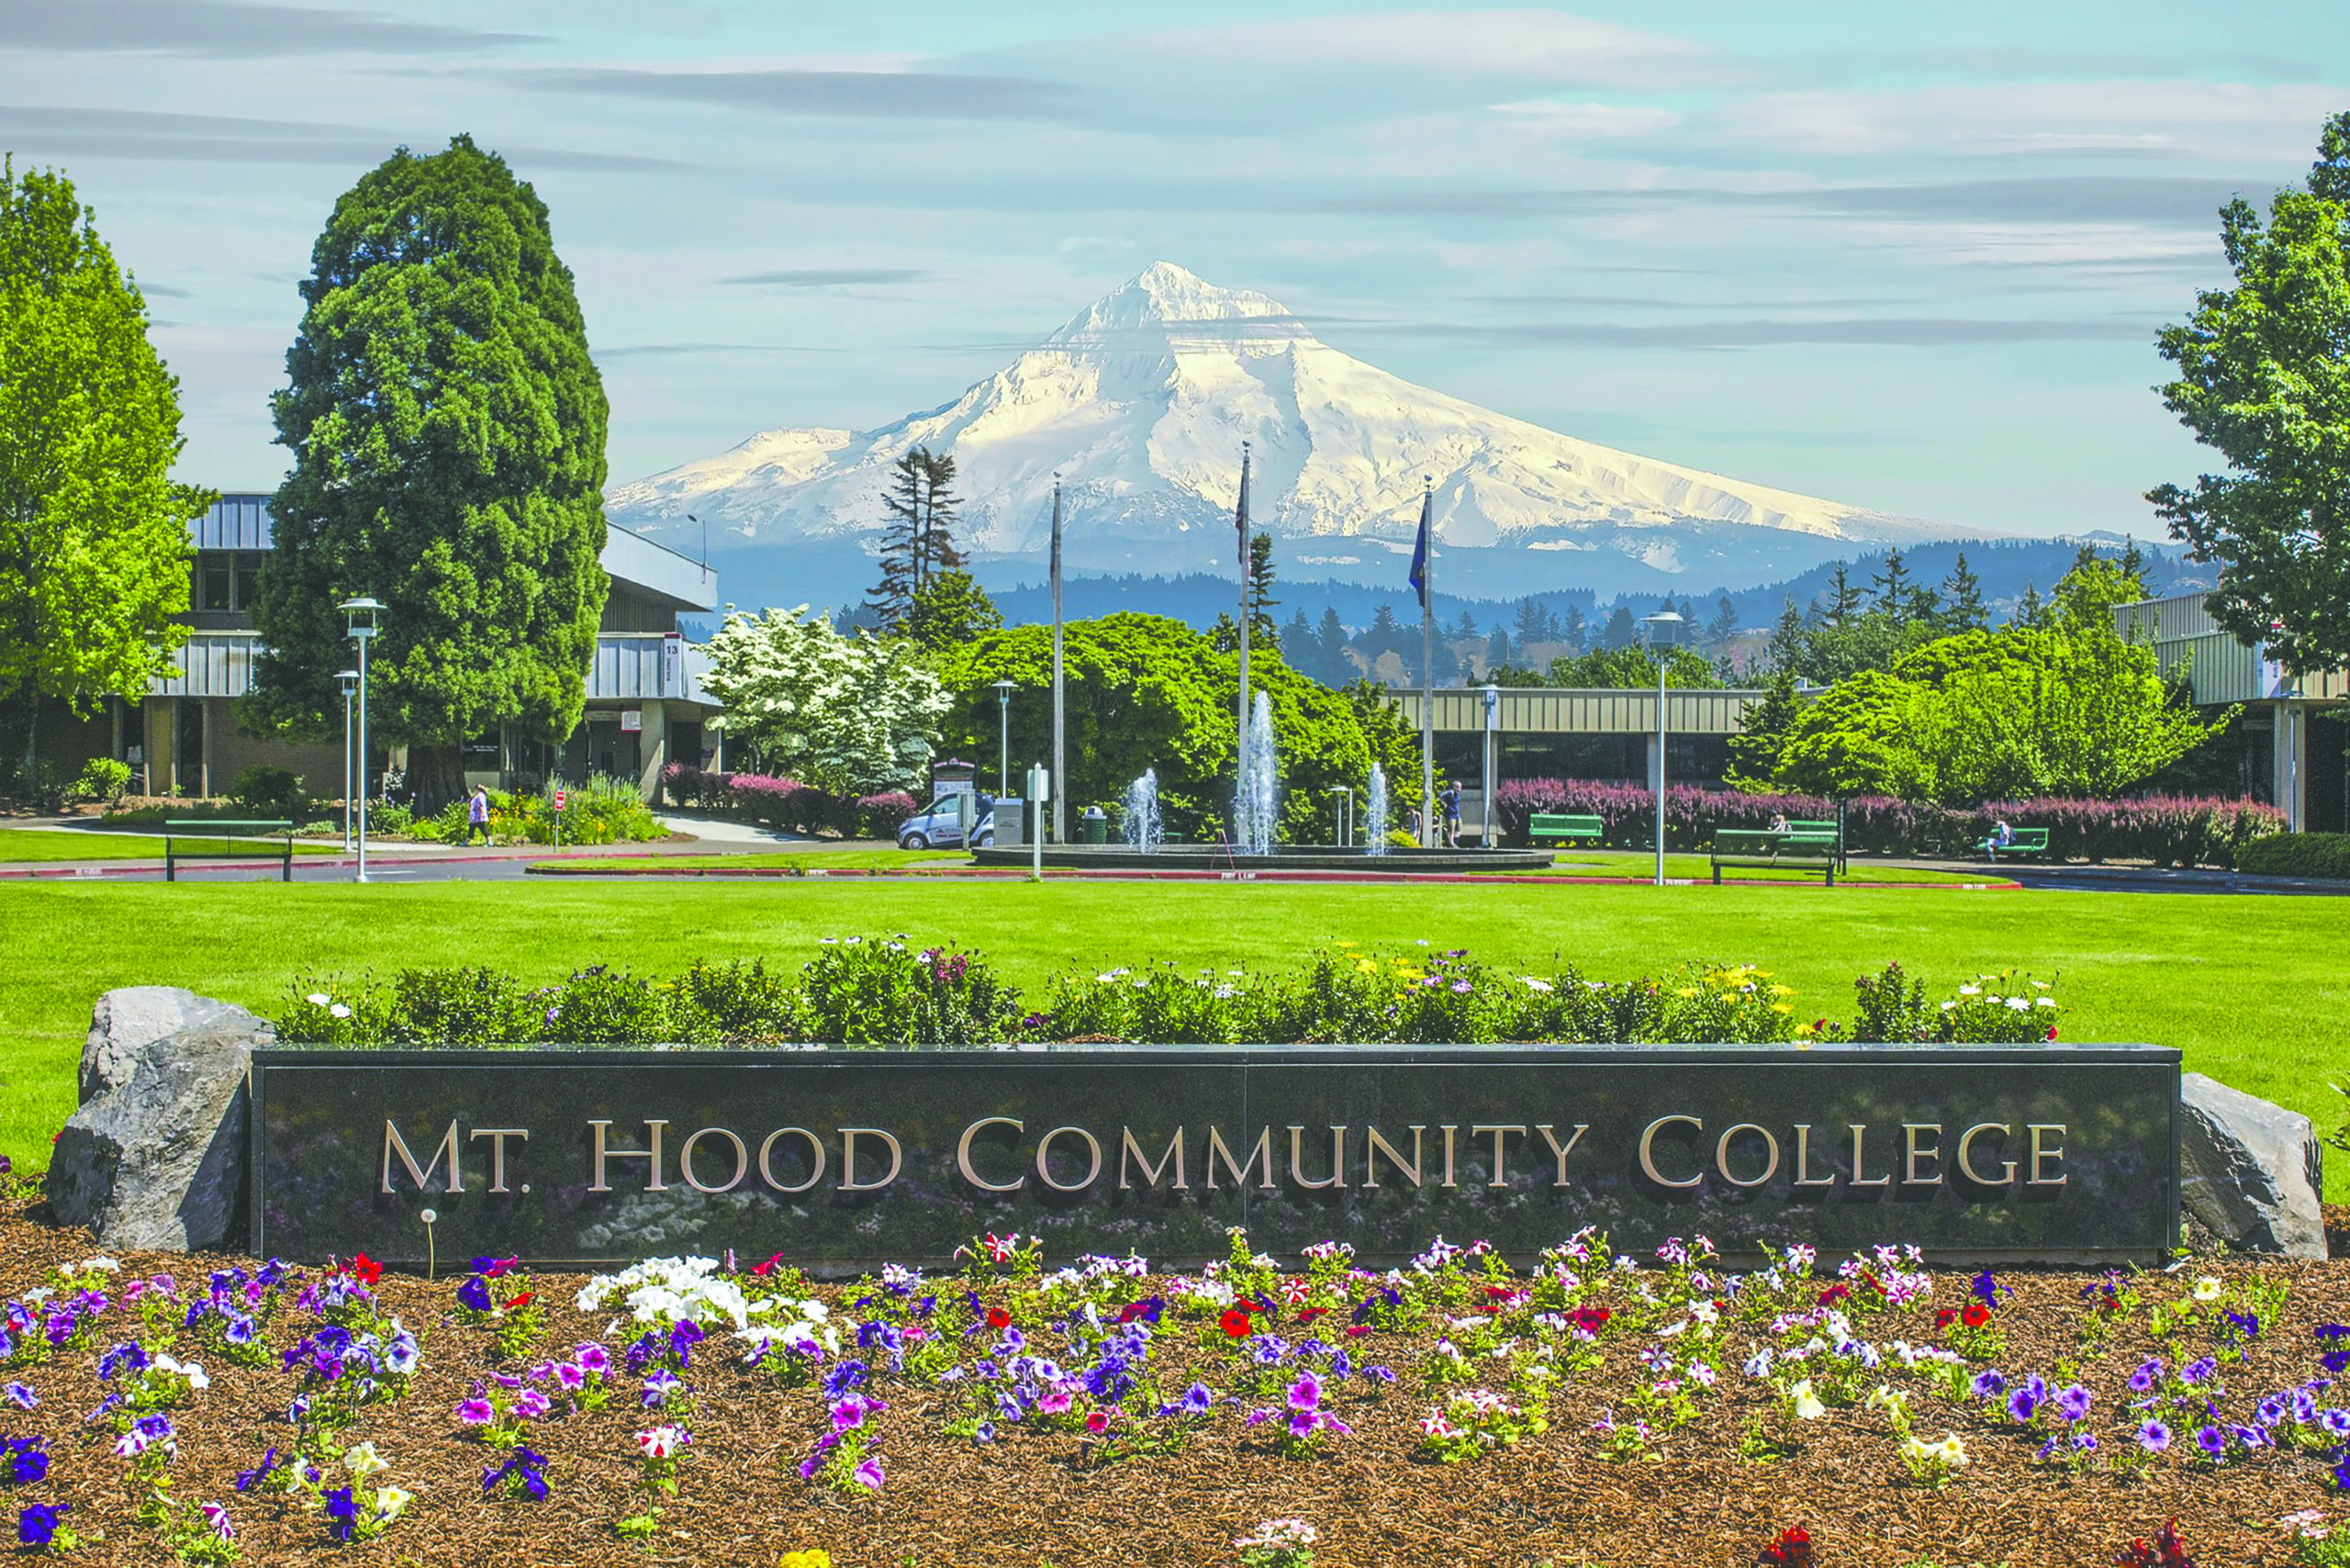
[899,791,993,850]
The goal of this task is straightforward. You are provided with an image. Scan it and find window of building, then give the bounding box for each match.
[235,554,263,610]
[200,559,234,611]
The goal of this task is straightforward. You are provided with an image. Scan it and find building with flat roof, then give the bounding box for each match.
[42,495,721,804]
[2119,592,2347,832]
[1388,685,1767,839]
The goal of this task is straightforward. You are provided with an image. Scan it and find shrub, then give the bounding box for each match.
[800,938,1024,1047]
[664,959,804,1046]
[73,756,132,805]
[2235,832,2350,880]
[856,791,918,840]
[227,764,308,819]
[382,967,538,1047]
[543,966,673,1044]
[368,801,414,836]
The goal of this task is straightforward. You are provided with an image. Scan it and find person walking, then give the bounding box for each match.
[467,784,490,846]
[1439,780,1462,848]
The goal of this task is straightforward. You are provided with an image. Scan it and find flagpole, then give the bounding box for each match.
[1050,476,1066,846]
[1419,476,1434,849]
[1235,442,1251,847]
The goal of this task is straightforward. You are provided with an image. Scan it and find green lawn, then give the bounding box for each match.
[1,879,2343,1195]
[531,848,968,874]
[0,830,340,864]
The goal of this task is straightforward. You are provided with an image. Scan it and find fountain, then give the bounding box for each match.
[1232,690,1278,856]
[1123,769,1163,853]
[969,701,1550,873]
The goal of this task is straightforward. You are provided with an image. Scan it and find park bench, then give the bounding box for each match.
[163,819,295,882]
[1528,812,1606,847]
[1710,827,1840,886]
[1983,826,2051,862]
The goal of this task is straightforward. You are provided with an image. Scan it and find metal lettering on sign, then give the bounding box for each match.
[252,1045,2180,1270]
[621,710,642,733]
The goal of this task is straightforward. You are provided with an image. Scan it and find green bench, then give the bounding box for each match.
[1710,827,1840,886]
[1982,826,2051,862]
[1528,812,1606,847]
[164,819,296,882]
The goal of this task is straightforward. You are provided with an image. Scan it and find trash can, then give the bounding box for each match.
[1080,806,1109,845]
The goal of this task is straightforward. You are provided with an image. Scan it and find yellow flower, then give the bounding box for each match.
[1772,1003,1791,1014]
[778,1553,833,1568]
[1674,987,1699,999]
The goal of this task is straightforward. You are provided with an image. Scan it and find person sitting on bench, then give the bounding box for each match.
[1981,819,2013,860]
[1767,812,1789,834]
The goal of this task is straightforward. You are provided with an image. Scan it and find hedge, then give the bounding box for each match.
[1491,779,2284,868]
[662,766,916,841]
[2234,832,2350,880]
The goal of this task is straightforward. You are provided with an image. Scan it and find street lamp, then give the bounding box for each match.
[992,679,1016,799]
[338,597,385,883]
[1481,683,1500,850]
[336,668,359,853]
[1639,611,1684,887]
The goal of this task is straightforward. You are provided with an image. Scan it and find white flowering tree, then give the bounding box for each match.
[699,605,948,794]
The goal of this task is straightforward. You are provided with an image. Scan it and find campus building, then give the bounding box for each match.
[45,495,721,803]
[2120,592,2349,832]
[1390,686,1767,839]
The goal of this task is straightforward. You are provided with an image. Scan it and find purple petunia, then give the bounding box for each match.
[455,1397,493,1425]
[2136,1420,2171,1453]
[17,1501,69,1547]
[2127,1357,2161,1393]
[2054,1384,2092,1423]
[2195,1424,2227,1459]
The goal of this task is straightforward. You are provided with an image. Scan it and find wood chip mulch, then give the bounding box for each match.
[1,1194,2346,1568]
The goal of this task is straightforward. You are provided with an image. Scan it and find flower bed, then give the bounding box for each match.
[274,944,2064,1050]
[0,1196,2344,1565]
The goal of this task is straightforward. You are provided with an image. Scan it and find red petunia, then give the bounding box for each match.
[1219,1307,1254,1338]
[1963,1299,1990,1327]
[1296,1306,1329,1324]
[1342,1324,1372,1338]
[503,1291,534,1312]
[749,1253,785,1277]
[345,1252,382,1287]
[1935,1307,1958,1329]
[986,1307,1012,1330]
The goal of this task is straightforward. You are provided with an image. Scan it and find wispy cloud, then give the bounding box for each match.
[720,267,932,287]
[519,66,1088,123]
[0,0,539,57]
[1375,315,2161,348]
[0,106,681,172]
[1310,174,2264,226]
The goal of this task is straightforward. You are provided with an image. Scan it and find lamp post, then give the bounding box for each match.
[1481,682,1500,850]
[1639,611,1684,887]
[338,598,385,883]
[336,668,359,853]
[1334,785,1353,848]
[992,679,1016,800]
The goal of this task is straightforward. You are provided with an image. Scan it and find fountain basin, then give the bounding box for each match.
[968,844,1557,873]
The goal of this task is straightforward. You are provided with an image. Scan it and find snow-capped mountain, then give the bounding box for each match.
[607,263,1965,604]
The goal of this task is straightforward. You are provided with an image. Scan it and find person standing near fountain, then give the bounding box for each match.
[1439,779,1462,848]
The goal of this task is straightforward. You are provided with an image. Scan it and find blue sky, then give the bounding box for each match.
[6,0,2344,536]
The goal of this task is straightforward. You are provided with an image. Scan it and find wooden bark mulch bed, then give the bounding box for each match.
[1,1193,2344,1568]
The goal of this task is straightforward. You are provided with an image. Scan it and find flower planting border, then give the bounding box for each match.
[250,1044,2180,1271]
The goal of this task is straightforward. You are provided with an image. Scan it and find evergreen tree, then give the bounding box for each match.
[1561,604,1587,652]
[1871,550,1914,622]
[2015,581,2046,628]
[1767,597,1807,676]
[1513,596,1554,653]
[1314,607,1348,685]
[917,448,964,584]
[1707,593,1740,643]
[1247,530,1278,644]
[1600,604,1638,649]
[0,157,211,787]
[1451,608,1480,642]
[1939,553,1988,631]
[1725,663,1803,790]
[867,451,925,633]
[1281,608,1314,662]
[1483,624,1513,673]
[1819,565,1863,629]
[249,135,609,806]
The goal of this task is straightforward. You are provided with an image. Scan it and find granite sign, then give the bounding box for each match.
[251,1045,2181,1268]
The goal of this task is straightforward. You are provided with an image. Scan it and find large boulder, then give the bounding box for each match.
[2179,1072,2328,1259]
[46,988,270,1250]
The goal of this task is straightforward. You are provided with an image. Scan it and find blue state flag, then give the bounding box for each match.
[1406,489,1431,610]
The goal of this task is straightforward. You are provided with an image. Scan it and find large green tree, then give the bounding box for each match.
[0,158,210,788]
[247,135,609,805]
[2149,111,2350,674]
